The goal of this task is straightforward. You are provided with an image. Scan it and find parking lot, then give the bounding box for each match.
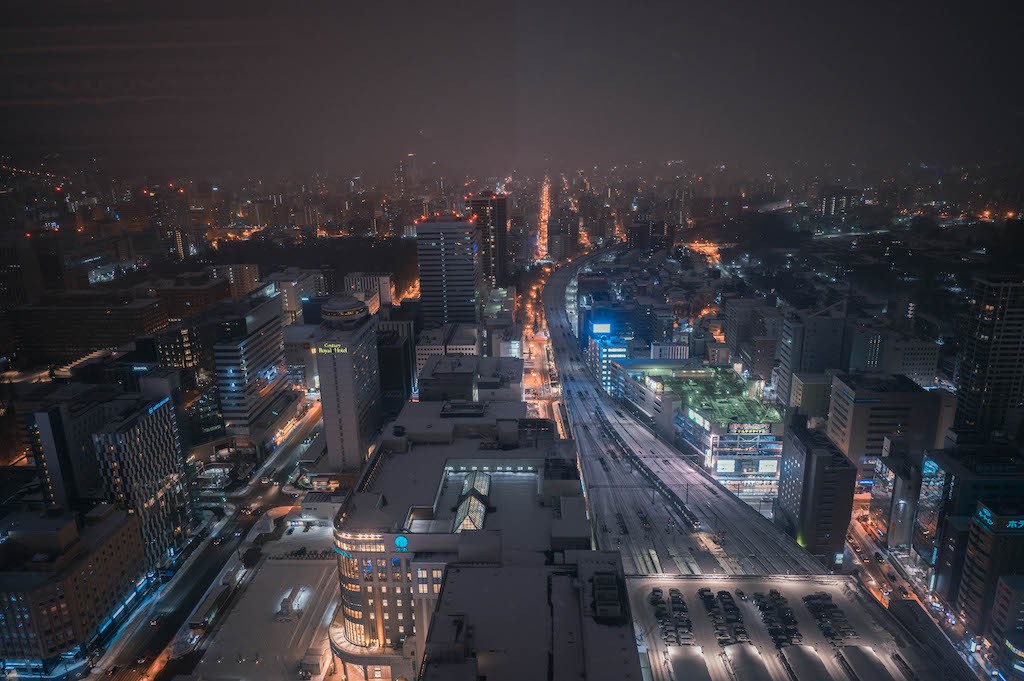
[629,575,940,681]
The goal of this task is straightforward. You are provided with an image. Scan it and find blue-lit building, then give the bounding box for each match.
[0,505,148,676]
[903,440,1024,609]
[587,335,630,392]
[93,394,191,571]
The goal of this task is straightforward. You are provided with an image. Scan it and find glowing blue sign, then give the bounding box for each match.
[394,535,409,552]
[147,397,170,415]
[978,506,994,526]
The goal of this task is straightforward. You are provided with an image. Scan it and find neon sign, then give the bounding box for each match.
[394,535,409,553]
[320,342,349,354]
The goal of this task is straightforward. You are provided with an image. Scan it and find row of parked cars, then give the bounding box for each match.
[803,592,858,644]
[650,588,696,646]
[699,588,750,644]
[753,589,803,648]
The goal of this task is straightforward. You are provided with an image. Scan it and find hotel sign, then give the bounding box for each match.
[320,342,349,354]
[977,504,1024,532]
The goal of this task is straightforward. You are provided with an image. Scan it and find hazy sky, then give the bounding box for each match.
[2,0,1021,176]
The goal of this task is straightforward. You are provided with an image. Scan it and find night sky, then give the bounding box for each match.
[2,0,1021,176]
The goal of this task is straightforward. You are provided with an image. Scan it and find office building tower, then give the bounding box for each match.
[416,216,482,327]
[26,231,66,293]
[207,263,261,298]
[826,373,955,478]
[283,324,320,392]
[588,335,630,393]
[149,185,198,261]
[775,419,857,569]
[134,273,232,322]
[344,271,396,306]
[0,505,146,675]
[11,292,168,367]
[466,191,511,287]
[909,442,1024,602]
[956,502,1024,634]
[211,285,288,447]
[315,297,382,473]
[378,329,414,417]
[723,298,762,353]
[789,372,831,420]
[93,394,191,570]
[868,437,921,550]
[988,576,1024,679]
[263,267,325,324]
[954,275,1024,437]
[0,233,44,310]
[19,383,121,509]
[772,304,847,409]
[845,320,940,387]
[817,186,859,224]
[329,401,592,679]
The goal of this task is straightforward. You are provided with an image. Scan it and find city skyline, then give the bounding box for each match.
[2,2,1024,680]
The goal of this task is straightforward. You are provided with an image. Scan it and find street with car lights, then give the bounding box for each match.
[96,405,323,681]
[540,251,824,578]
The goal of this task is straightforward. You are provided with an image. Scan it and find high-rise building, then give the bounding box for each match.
[149,185,199,261]
[817,186,859,224]
[844,320,939,387]
[93,394,191,570]
[210,285,287,446]
[343,271,396,306]
[772,304,847,408]
[826,373,955,478]
[774,419,856,569]
[466,191,511,288]
[0,233,44,310]
[954,275,1024,438]
[263,267,325,324]
[0,505,147,676]
[988,576,1024,679]
[956,502,1024,634]
[415,216,481,327]
[315,297,382,474]
[207,263,261,298]
[908,442,1024,601]
[134,273,232,322]
[378,329,415,417]
[19,383,121,509]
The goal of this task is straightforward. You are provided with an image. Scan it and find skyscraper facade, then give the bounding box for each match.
[954,275,1024,438]
[93,395,191,570]
[466,191,510,288]
[415,216,481,327]
[315,297,382,473]
[775,419,856,569]
[211,285,287,444]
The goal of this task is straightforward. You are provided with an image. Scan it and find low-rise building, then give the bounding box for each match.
[328,400,589,679]
[419,551,640,681]
[418,355,523,403]
[414,324,481,377]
